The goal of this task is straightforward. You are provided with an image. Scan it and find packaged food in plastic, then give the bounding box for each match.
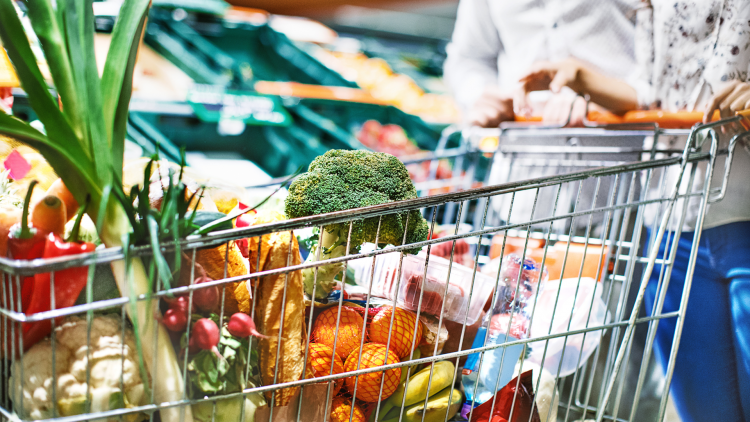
[418,314,450,357]
[365,252,495,325]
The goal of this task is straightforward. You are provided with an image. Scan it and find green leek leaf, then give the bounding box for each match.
[78,0,111,185]
[24,0,84,139]
[101,0,150,179]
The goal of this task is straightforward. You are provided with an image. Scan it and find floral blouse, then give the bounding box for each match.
[634,0,750,111]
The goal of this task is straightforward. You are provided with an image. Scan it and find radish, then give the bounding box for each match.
[227,313,267,339]
[192,318,222,359]
[163,308,188,332]
[193,276,219,312]
[166,295,192,317]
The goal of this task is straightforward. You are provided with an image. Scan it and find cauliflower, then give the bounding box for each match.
[10,315,148,421]
[514,361,559,422]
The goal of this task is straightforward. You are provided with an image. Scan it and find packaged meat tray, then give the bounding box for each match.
[365,252,495,325]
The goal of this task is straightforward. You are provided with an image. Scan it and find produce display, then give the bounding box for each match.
[314,50,461,124]
[0,2,567,422]
[355,120,457,192]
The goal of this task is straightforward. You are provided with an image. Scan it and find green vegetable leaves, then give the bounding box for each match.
[101,0,151,178]
[187,326,256,397]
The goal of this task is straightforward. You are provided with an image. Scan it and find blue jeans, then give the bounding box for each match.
[646,221,750,422]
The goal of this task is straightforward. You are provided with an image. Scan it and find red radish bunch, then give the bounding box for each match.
[227,313,266,339]
[193,276,218,312]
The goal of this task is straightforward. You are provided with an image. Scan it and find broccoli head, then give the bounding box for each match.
[285,150,429,298]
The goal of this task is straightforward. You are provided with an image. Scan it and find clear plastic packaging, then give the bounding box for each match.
[487,253,549,339]
[362,252,495,325]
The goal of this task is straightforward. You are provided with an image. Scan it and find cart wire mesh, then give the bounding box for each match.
[0,116,746,422]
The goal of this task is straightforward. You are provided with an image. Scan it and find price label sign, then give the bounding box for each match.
[187,85,292,127]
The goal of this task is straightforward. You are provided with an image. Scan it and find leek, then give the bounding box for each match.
[0,1,191,421]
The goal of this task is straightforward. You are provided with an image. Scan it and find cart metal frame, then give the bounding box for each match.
[0,116,746,422]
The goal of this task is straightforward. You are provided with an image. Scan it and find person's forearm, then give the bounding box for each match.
[575,67,638,113]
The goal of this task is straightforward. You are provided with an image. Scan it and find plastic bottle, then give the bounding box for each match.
[459,254,548,419]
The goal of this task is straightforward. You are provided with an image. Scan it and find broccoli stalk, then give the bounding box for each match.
[285,150,430,299]
[303,226,348,299]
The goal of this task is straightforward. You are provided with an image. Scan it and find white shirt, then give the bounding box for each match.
[444,0,639,112]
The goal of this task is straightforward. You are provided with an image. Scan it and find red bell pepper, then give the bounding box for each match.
[21,233,96,349]
[21,199,95,350]
[6,180,46,311]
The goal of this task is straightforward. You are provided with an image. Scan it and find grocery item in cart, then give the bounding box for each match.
[494,253,549,306]
[467,370,541,422]
[367,305,423,359]
[462,254,548,410]
[418,314,449,356]
[428,229,474,268]
[10,315,149,421]
[343,343,402,402]
[255,227,306,406]
[368,253,495,325]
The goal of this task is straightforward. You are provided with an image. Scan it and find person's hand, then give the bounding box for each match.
[468,86,514,128]
[704,80,750,122]
[519,58,586,95]
[540,91,588,127]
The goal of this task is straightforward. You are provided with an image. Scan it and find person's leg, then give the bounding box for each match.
[644,228,743,422]
[709,221,750,420]
[729,277,750,420]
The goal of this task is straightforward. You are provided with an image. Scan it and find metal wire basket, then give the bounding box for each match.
[0,116,746,422]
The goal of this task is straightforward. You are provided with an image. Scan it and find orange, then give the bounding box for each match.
[367,305,423,359]
[330,396,366,422]
[312,307,366,360]
[344,343,401,402]
[306,343,345,395]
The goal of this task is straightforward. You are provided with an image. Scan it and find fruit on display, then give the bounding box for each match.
[356,120,420,157]
[355,121,457,194]
[312,306,366,360]
[368,305,424,360]
[284,150,430,299]
[387,360,455,409]
[331,396,367,422]
[307,343,346,394]
[381,387,462,422]
[314,50,461,123]
[344,343,402,402]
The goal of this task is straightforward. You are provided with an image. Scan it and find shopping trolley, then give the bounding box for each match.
[0,115,745,422]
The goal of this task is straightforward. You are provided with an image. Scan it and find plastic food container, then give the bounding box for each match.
[365,252,495,325]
